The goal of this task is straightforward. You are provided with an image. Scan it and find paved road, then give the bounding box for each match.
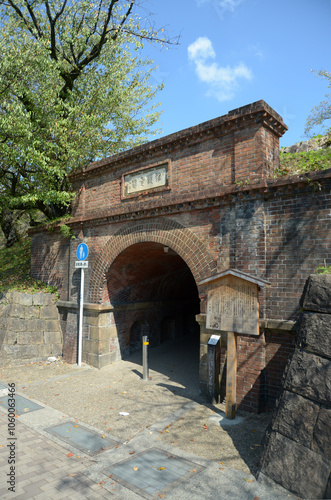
[0,340,300,499]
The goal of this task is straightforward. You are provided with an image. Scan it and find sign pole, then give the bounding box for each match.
[78,267,84,367]
[226,332,237,419]
[76,242,89,368]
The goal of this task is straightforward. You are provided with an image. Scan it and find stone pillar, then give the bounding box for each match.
[58,301,121,368]
[84,307,120,368]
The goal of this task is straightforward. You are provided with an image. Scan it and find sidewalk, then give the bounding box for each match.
[0,340,300,499]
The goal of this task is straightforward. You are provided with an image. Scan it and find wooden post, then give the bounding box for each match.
[226,332,237,419]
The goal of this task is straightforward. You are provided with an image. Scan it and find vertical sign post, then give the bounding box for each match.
[226,332,237,419]
[75,243,89,367]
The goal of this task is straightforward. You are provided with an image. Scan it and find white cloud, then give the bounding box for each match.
[188,37,252,101]
[187,37,215,61]
[197,0,246,19]
[217,0,245,12]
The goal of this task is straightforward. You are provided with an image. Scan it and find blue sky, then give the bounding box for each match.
[141,0,331,147]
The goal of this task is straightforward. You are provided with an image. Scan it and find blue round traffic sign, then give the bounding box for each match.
[76,243,89,261]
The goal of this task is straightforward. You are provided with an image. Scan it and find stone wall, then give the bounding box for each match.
[259,275,331,499]
[0,292,62,366]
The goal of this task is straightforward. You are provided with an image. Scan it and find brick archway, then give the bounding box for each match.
[88,218,217,303]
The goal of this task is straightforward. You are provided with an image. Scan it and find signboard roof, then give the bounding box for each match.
[199,268,270,288]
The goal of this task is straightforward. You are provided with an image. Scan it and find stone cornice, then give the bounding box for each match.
[70,100,287,182]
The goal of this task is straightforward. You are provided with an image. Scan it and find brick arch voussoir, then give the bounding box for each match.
[89,219,216,303]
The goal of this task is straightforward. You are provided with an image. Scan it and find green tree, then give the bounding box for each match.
[0,0,176,245]
[305,70,331,136]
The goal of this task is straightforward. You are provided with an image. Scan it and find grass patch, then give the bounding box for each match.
[316,265,331,275]
[276,148,331,177]
[0,237,58,295]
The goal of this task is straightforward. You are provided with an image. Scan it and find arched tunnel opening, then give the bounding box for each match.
[103,242,201,392]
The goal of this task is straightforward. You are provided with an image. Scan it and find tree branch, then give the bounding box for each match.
[6,0,37,38]
[23,0,43,38]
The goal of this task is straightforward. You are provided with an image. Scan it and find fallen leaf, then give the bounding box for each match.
[158,494,165,499]
[67,453,73,457]
[74,425,79,428]
[157,467,166,471]
[219,467,225,470]
[244,478,254,483]
[133,466,138,471]
[69,473,77,477]
[220,462,225,465]
[129,451,135,455]
[192,469,197,472]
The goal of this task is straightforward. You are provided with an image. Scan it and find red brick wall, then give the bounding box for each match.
[69,100,284,223]
[264,329,296,408]
[29,100,331,412]
[237,333,266,412]
[265,184,331,319]
[30,231,69,300]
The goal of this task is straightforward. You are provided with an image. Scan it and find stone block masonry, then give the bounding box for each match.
[259,275,331,499]
[0,291,62,366]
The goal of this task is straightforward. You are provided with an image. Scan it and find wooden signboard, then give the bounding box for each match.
[206,274,259,336]
[200,269,269,420]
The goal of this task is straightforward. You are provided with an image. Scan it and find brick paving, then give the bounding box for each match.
[0,413,111,499]
[0,359,300,500]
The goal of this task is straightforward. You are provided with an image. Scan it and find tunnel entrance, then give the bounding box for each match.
[103,242,200,373]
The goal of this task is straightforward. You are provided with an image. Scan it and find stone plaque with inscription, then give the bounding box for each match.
[124,164,168,196]
[206,274,259,336]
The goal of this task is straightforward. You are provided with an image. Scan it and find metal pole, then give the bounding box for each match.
[226,332,237,419]
[142,335,149,381]
[78,267,84,367]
